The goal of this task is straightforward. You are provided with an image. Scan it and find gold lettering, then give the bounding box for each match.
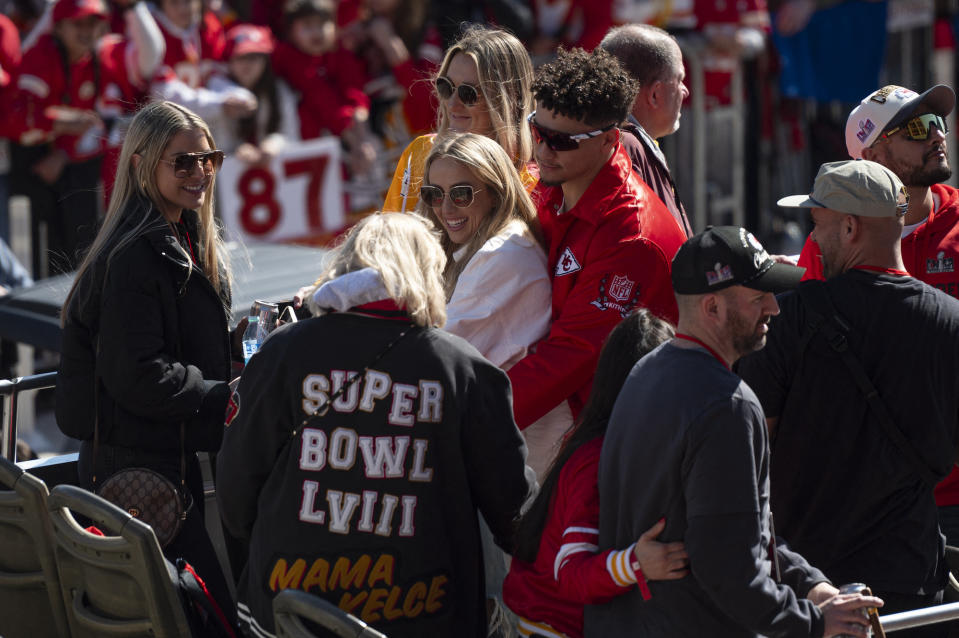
[360,587,388,623]
[402,581,427,617]
[382,586,404,621]
[367,553,395,587]
[302,559,330,593]
[269,559,306,591]
[331,555,371,590]
[425,575,448,613]
[339,591,367,615]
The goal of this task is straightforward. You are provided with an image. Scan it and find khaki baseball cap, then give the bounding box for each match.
[777,160,908,218]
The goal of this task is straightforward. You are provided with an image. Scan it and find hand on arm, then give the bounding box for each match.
[633,518,688,581]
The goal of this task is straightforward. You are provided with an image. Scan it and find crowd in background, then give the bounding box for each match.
[2,1,959,637]
[0,0,956,282]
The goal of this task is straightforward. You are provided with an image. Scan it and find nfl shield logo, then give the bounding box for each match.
[608,275,635,302]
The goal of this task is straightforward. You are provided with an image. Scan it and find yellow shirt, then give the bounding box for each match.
[382,134,539,214]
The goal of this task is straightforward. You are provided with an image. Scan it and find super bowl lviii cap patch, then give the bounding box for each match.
[777,160,907,218]
[671,226,805,295]
[845,84,955,159]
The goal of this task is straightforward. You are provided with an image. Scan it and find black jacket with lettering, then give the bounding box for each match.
[217,308,535,638]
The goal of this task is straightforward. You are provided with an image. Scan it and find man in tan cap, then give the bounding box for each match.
[739,159,959,637]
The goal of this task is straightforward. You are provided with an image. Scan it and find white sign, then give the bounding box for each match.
[218,137,345,242]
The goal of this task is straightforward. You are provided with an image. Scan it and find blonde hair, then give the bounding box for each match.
[63,101,230,324]
[417,132,542,298]
[434,25,534,168]
[311,214,447,328]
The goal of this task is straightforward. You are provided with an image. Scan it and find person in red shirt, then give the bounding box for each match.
[507,47,687,429]
[149,0,225,88]
[0,12,22,244]
[529,0,614,57]
[272,0,376,173]
[148,0,258,127]
[504,309,688,638]
[794,84,959,545]
[338,0,441,137]
[9,0,110,275]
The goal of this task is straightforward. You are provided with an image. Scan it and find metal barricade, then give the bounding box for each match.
[882,601,959,632]
[0,371,57,462]
[664,34,747,233]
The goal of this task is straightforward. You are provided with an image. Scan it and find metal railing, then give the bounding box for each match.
[882,601,959,632]
[0,371,57,462]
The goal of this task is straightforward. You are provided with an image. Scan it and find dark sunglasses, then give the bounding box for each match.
[882,113,949,141]
[434,76,481,107]
[527,111,616,152]
[419,184,483,208]
[160,150,225,178]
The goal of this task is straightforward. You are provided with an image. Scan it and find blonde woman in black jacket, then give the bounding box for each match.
[55,100,239,620]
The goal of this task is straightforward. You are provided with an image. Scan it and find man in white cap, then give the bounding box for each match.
[797,84,955,289]
[795,84,959,550]
[742,160,959,637]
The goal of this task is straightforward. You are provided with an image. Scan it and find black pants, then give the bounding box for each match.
[9,144,101,276]
[78,439,237,625]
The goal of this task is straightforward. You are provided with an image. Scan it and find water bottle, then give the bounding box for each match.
[241,316,260,363]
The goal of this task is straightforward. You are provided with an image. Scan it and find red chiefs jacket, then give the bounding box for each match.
[272,40,370,138]
[150,7,226,87]
[11,34,122,159]
[797,182,959,506]
[507,144,685,428]
[503,437,648,638]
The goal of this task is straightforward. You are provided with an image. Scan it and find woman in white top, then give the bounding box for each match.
[417,132,572,480]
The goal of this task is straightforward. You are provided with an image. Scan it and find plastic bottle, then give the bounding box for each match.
[241,316,260,363]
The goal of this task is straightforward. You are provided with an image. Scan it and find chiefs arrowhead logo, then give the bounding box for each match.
[555,247,582,277]
[225,390,240,427]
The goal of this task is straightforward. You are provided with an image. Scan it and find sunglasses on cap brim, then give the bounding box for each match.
[434,76,481,107]
[882,113,949,141]
[160,150,225,178]
[419,184,483,208]
[527,111,617,152]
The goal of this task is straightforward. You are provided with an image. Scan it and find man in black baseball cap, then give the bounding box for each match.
[588,227,883,637]
[670,225,805,364]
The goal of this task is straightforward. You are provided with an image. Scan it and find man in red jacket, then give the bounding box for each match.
[793,84,959,545]
[507,47,687,429]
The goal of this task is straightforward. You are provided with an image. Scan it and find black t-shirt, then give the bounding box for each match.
[738,271,959,594]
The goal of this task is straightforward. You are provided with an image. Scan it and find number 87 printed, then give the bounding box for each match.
[220,137,346,243]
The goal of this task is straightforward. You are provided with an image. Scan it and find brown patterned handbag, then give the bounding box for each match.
[97,465,190,547]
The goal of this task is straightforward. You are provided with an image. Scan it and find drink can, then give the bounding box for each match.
[251,300,279,340]
[838,583,884,638]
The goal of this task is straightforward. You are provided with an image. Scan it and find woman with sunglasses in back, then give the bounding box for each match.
[418,132,571,480]
[417,132,573,635]
[292,25,535,307]
[382,24,536,213]
[55,100,241,622]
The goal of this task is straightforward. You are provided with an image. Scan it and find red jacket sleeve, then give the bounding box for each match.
[551,444,647,603]
[796,234,824,281]
[508,232,677,428]
[9,40,59,142]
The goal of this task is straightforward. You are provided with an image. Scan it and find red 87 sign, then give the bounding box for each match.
[218,137,345,243]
